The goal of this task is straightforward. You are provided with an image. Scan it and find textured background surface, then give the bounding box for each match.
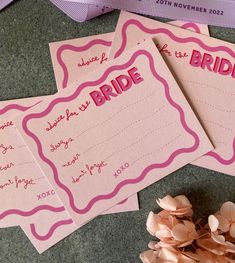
[0,1,235,262]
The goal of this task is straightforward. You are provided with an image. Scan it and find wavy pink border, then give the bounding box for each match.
[206,138,235,165]
[0,98,129,240]
[0,101,42,115]
[30,219,73,241]
[56,24,199,90]
[0,100,70,241]
[0,101,66,219]
[0,205,65,220]
[114,19,235,59]
[114,18,235,166]
[21,49,200,215]
[0,22,208,241]
[56,39,112,89]
[180,22,201,34]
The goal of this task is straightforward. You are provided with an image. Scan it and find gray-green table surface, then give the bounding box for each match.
[0,1,235,262]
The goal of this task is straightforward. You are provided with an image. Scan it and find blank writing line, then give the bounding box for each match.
[15,161,35,167]
[180,78,235,97]
[132,134,182,165]
[190,98,234,113]
[83,105,165,155]
[75,91,157,140]
[202,119,233,132]
[104,121,176,162]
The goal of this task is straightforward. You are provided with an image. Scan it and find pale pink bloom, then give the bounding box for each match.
[209,202,235,238]
[140,250,159,263]
[146,211,198,247]
[142,197,235,263]
[146,210,179,237]
[211,233,235,254]
[208,215,219,232]
[148,241,161,252]
[170,220,198,247]
[156,195,193,217]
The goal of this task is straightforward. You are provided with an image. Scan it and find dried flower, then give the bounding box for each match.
[140,195,235,263]
[146,210,197,248]
[156,195,193,217]
[140,250,159,263]
[209,202,235,238]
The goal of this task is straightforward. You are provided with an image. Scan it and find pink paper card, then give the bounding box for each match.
[50,33,139,213]
[168,21,209,36]
[0,98,138,253]
[20,216,76,253]
[15,39,213,227]
[49,32,114,90]
[0,97,78,253]
[48,22,209,217]
[110,11,235,177]
[49,22,208,92]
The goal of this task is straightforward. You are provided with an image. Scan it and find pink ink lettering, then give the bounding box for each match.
[0,121,14,131]
[62,153,80,168]
[113,163,130,178]
[190,50,235,78]
[46,115,65,132]
[0,162,14,173]
[78,52,108,68]
[15,176,35,190]
[86,161,107,175]
[156,43,172,56]
[78,101,90,112]
[78,56,99,67]
[50,137,74,152]
[66,108,79,121]
[175,51,188,58]
[90,67,144,107]
[72,161,107,184]
[0,144,14,155]
[37,189,56,200]
[100,52,108,64]
[0,179,14,190]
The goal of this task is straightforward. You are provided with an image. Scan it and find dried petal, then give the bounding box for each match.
[147,212,159,236]
[229,222,235,238]
[159,247,178,262]
[196,249,228,263]
[220,202,235,221]
[140,250,158,263]
[174,195,191,207]
[208,215,219,232]
[183,220,197,234]
[148,241,159,250]
[155,228,172,239]
[197,238,225,256]
[178,240,194,247]
[156,195,192,217]
[172,224,189,242]
[216,214,230,233]
[157,195,178,211]
[179,254,197,263]
[182,251,200,261]
[211,233,225,244]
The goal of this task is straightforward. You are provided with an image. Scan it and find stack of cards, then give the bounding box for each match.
[1,12,234,253]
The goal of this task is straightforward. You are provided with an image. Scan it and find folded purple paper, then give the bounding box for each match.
[1,0,235,28]
[50,0,112,22]
[0,0,13,10]
[64,0,235,28]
